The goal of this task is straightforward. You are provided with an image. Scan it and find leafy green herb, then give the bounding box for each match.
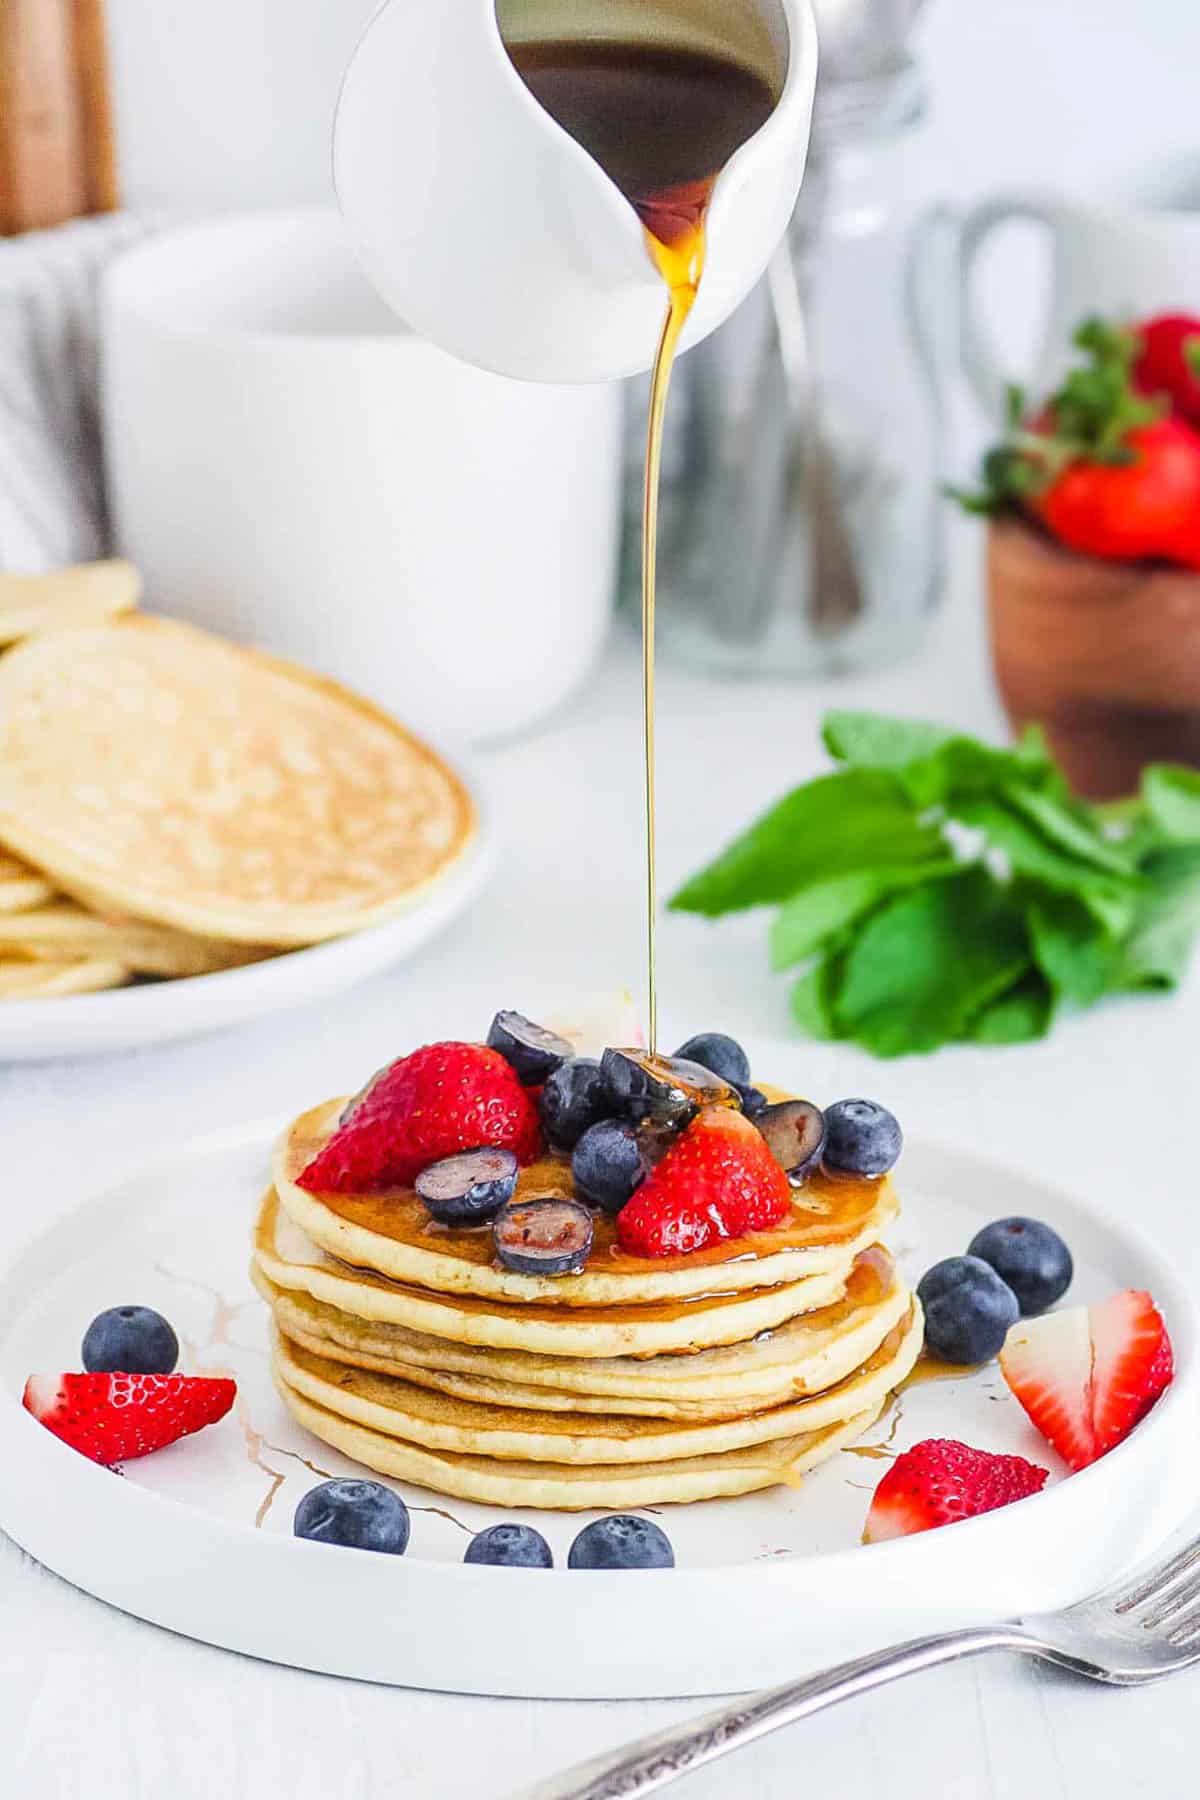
[667,769,942,918]
[1142,764,1200,844]
[768,862,957,970]
[967,972,1055,1046]
[833,869,1030,1058]
[671,709,1200,1056]
[1118,847,1200,990]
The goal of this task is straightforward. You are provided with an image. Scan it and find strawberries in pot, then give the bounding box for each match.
[1032,416,1200,569]
[954,316,1200,569]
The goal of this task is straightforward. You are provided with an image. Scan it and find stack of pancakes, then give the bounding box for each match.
[256,1097,924,1510]
[0,576,475,997]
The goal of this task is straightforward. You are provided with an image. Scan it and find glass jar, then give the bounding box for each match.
[618,56,949,676]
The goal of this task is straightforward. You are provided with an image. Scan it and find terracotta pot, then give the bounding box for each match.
[987,516,1200,799]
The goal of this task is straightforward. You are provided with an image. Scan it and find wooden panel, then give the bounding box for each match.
[0,0,118,234]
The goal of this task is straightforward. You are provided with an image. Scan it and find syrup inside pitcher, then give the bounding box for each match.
[499,21,784,1048]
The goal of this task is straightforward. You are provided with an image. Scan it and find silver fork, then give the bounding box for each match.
[516,1529,1200,1800]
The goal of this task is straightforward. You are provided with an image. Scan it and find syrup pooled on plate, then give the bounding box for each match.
[503,39,779,1048]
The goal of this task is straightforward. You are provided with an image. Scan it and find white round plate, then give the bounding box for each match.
[0,1120,1193,1699]
[0,803,492,1063]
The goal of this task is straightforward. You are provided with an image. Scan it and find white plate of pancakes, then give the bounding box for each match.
[0,1077,1194,1700]
[0,575,488,1058]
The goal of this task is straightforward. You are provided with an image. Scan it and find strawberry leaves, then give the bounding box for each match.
[952,317,1162,516]
[671,710,1200,1056]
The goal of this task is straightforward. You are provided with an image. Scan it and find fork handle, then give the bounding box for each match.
[514,1626,1036,1800]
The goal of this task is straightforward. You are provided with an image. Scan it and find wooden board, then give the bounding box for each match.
[0,0,118,235]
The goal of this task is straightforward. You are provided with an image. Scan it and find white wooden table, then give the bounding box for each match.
[2,3,1198,1794]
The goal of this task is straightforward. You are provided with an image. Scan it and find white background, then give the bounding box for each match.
[5,1,1200,1795]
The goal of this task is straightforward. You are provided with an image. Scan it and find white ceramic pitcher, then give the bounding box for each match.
[333,0,818,383]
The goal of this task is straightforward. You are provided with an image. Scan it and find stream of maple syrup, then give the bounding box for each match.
[503,40,779,1049]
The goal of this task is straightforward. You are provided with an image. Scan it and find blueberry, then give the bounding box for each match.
[756,1099,826,1184]
[464,1523,554,1568]
[414,1148,518,1226]
[601,1048,735,1127]
[823,1099,902,1178]
[82,1306,179,1375]
[494,1197,594,1276]
[917,1256,1020,1363]
[487,1010,573,1083]
[673,1032,751,1088]
[540,1057,610,1151]
[572,1118,648,1213]
[967,1217,1073,1316]
[735,1083,768,1117]
[568,1515,674,1570]
[293,1479,410,1553]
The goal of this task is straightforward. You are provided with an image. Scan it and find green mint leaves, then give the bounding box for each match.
[669,712,1200,1057]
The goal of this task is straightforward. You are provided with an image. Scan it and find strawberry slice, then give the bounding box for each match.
[298,1042,542,1193]
[23,1371,236,1465]
[999,1304,1096,1471]
[999,1290,1174,1470]
[616,1106,790,1257]
[863,1438,1048,1542]
[1088,1289,1174,1459]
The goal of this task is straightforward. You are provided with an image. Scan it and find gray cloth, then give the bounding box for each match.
[0,214,155,572]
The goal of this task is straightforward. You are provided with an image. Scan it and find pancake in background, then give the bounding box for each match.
[272,1305,921,1465]
[253,1188,854,1358]
[252,1248,910,1417]
[0,560,140,644]
[0,851,54,915]
[0,616,477,945]
[275,1375,887,1510]
[275,1098,898,1306]
[0,901,272,978]
[0,955,129,997]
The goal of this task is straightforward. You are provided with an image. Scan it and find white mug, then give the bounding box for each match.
[101,210,622,743]
[954,152,1200,423]
[333,0,818,383]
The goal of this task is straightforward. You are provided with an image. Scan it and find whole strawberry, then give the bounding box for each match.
[616,1106,790,1257]
[1134,312,1200,428]
[24,1371,236,1465]
[298,1042,542,1193]
[863,1438,1048,1542]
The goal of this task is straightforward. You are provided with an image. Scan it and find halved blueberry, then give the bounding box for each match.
[673,1032,751,1088]
[568,1515,674,1570]
[415,1148,518,1225]
[82,1306,179,1375]
[571,1118,649,1213]
[600,1048,736,1127]
[494,1197,594,1275]
[464,1523,553,1568]
[967,1217,1073,1316]
[540,1057,610,1151]
[294,1479,410,1553]
[823,1099,902,1178]
[487,1011,573,1083]
[734,1082,769,1118]
[756,1100,826,1185]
